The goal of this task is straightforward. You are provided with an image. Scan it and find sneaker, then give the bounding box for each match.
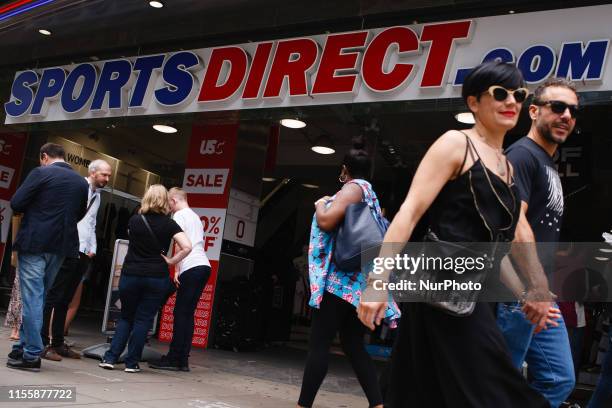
[99,360,114,370]
[54,344,81,359]
[125,364,141,373]
[149,355,180,371]
[7,349,23,361]
[41,346,62,361]
[7,357,41,372]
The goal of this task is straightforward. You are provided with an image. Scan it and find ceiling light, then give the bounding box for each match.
[599,248,612,253]
[38,29,51,36]
[153,124,177,133]
[509,10,515,14]
[149,1,164,8]
[311,134,335,155]
[455,112,475,124]
[280,118,306,129]
[595,257,609,262]
[302,183,319,189]
[262,177,276,182]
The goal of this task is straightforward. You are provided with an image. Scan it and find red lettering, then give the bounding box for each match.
[0,171,9,183]
[214,174,223,187]
[198,47,248,102]
[420,21,472,87]
[362,27,419,92]
[263,38,318,98]
[312,32,368,95]
[186,174,195,186]
[242,42,273,99]
[204,236,216,251]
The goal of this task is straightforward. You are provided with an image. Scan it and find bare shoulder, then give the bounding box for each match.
[427,130,469,162]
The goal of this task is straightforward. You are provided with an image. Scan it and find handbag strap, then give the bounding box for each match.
[140,214,165,254]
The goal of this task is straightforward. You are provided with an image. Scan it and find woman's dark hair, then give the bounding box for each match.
[342,136,371,180]
[461,61,525,104]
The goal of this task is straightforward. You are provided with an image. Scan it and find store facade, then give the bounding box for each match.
[1,2,612,369]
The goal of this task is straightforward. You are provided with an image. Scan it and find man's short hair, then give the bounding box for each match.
[88,159,110,174]
[169,187,187,201]
[40,143,65,159]
[533,78,578,105]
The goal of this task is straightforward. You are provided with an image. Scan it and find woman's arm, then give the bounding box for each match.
[358,130,467,329]
[315,183,363,231]
[162,232,192,266]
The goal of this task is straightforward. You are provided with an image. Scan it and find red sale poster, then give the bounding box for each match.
[158,123,238,348]
[0,133,28,265]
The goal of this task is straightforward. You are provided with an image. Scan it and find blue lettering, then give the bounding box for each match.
[4,70,38,117]
[30,68,66,115]
[482,48,515,63]
[61,64,97,113]
[556,40,609,81]
[129,55,165,108]
[518,45,556,84]
[154,51,200,106]
[91,59,132,111]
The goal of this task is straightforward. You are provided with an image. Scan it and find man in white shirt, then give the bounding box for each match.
[41,159,112,361]
[149,187,211,372]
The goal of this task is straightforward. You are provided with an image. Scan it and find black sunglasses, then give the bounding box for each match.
[535,100,580,118]
[486,85,530,103]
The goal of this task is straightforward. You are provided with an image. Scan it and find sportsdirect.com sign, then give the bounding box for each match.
[4,4,612,124]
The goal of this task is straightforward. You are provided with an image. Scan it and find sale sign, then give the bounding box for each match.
[0,133,28,265]
[158,123,238,348]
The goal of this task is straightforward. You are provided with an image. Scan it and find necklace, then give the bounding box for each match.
[475,131,506,178]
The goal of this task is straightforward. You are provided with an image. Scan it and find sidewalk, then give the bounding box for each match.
[0,314,375,408]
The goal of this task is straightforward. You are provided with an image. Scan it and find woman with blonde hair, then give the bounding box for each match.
[99,185,192,372]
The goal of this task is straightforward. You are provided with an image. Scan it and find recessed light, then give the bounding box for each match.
[149,1,164,8]
[302,183,319,189]
[280,118,306,129]
[153,124,177,133]
[509,10,515,14]
[600,248,612,253]
[595,257,609,261]
[455,112,475,124]
[262,177,276,182]
[38,29,51,36]
[311,146,335,155]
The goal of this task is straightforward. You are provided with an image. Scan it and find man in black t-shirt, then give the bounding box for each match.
[497,78,579,407]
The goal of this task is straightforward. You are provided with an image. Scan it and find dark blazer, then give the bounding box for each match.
[11,161,89,258]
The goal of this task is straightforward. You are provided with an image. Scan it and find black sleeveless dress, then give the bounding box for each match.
[384,136,549,408]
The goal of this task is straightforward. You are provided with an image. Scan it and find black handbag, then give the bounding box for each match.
[334,201,389,272]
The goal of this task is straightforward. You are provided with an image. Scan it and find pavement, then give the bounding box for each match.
[0,314,377,408]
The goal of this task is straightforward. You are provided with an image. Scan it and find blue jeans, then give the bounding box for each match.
[12,252,64,361]
[588,326,612,408]
[103,274,169,368]
[497,302,575,408]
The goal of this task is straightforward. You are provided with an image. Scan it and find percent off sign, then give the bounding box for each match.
[200,215,221,251]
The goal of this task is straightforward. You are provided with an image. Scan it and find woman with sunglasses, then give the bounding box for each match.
[357,61,549,407]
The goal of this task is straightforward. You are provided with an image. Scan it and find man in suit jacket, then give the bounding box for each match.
[7,143,88,371]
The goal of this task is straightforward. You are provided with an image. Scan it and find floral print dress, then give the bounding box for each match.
[308,179,400,324]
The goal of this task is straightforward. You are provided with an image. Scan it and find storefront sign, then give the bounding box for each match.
[158,123,238,348]
[224,189,259,247]
[5,4,612,124]
[0,133,27,265]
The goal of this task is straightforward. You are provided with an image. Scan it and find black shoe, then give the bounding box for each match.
[7,357,41,372]
[7,349,23,361]
[179,364,190,372]
[149,357,180,371]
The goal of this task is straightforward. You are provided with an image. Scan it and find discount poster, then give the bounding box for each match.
[158,123,238,348]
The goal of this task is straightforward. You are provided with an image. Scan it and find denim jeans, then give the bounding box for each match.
[12,252,65,361]
[497,302,575,408]
[103,274,169,368]
[167,265,211,364]
[588,326,612,408]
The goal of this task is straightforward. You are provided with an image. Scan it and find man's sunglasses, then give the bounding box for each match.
[486,85,530,103]
[534,100,580,118]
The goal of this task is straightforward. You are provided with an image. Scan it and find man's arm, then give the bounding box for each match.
[88,196,100,255]
[10,168,42,213]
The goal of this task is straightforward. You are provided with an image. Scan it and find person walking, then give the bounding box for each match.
[496,78,580,407]
[358,61,551,407]
[98,184,191,373]
[297,139,401,408]
[7,143,88,371]
[148,187,211,371]
[41,159,112,361]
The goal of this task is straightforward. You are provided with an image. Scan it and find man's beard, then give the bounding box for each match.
[537,121,569,145]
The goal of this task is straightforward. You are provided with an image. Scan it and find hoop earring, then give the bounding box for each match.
[339,174,347,183]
